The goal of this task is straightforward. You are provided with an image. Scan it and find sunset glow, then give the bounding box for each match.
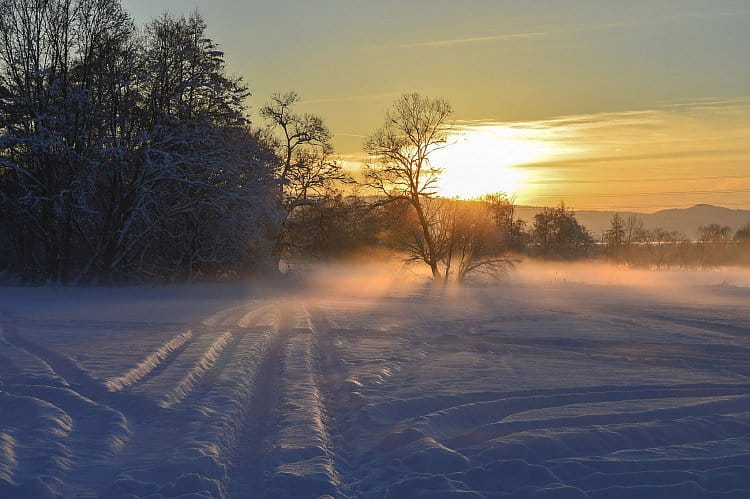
[432,123,573,199]
[425,100,750,208]
[124,0,750,211]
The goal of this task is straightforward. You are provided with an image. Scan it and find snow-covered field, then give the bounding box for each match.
[1,264,750,498]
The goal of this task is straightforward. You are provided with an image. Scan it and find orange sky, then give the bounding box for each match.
[419,98,750,210]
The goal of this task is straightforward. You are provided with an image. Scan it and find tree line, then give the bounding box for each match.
[603,214,750,269]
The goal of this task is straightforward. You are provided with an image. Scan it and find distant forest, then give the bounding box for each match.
[1,1,748,285]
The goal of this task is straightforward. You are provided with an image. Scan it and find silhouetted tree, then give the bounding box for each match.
[364,93,453,280]
[735,222,750,244]
[485,193,529,253]
[623,215,647,266]
[604,213,626,262]
[697,223,733,267]
[260,91,350,265]
[285,191,380,261]
[440,198,513,283]
[530,203,594,259]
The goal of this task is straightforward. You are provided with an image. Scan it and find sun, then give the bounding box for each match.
[431,124,556,199]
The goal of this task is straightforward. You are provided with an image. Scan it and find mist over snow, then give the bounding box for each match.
[1,262,750,497]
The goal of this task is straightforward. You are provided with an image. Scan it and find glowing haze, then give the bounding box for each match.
[125,0,750,210]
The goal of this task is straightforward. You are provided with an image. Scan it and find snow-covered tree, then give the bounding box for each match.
[0,3,279,283]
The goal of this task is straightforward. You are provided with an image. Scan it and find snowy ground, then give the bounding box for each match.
[1,264,750,498]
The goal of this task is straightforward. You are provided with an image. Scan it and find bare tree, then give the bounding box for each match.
[364,92,453,280]
[623,215,646,266]
[379,195,513,283]
[642,228,687,270]
[260,91,350,264]
[440,198,513,283]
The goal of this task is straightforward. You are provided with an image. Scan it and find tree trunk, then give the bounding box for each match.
[411,196,442,281]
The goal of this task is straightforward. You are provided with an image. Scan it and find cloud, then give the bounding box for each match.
[526,173,750,185]
[369,7,750,54]
[302,91,401,105]
[518,149,749,169]
[372,31,546,50]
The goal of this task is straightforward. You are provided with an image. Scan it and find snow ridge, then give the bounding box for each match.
[105,331,193,392]
[160,331,233,408]
[0,432,16,484]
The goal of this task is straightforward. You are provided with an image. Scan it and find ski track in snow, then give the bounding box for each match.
[1,285,750,498]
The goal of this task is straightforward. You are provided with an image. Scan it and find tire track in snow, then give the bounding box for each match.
[432,330,750,381]
[163,303,275,408]
[467,413,750,498]
[642,312,750,343]
[104,330,193,392]
[202,304,250,328]
[370,380,750,454]
[363,382,750,427]
[226,304,290,498]
[354,380,750,495]
[159,330,234,408]
[446,393,750,448]
[1,314,134,496]
[238,303,274,328]
[306,303,366,498]
[107,304,281,497]
[2,303,283,497]
[7,385,132,497]
[124,304,274,405]
[264,304,342,498]
[0,391,73,496]
[0,378,130,498]
[0,314,159,415]
[302,299,750,498]
[0,319,67,389]
[158,306,280,496]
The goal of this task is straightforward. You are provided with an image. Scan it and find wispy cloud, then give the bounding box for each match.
[370,7,750,53]
[372,31,546,50]
[526,173,750,185]
[334,133,368,138]
[519,150,749,169]
[302,91,401,105]
[368,17,666,52]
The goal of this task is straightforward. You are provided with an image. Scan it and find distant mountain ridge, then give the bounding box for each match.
[514,204,750,239]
